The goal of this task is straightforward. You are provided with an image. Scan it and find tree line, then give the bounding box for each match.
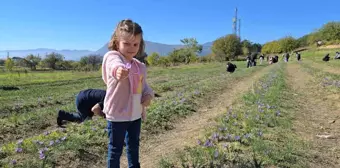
[1,21,339,71]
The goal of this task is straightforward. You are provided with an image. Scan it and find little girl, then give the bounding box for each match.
[101,19,154,168]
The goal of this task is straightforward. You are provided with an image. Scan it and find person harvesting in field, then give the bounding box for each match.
[295,52,301,61]
[226,62,237,73]
[57,89,106,126]
[101,19,154,168]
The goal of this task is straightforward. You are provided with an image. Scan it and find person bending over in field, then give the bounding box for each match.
[226,62,237,73]
[57,89,106,126]
[334,52,340,60]
[259,54,264,64]
[250,52,258,66]
[323,53,330,62]
[57,88,161,126]
[296,52,301,61]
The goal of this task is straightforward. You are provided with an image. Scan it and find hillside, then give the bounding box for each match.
[94,41,213,56]
[0,41,213,61]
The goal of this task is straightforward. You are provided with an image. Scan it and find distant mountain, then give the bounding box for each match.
[0,48,93,60]
[200,42,213,56]
[94,41,213,56]
[0,41,214,61]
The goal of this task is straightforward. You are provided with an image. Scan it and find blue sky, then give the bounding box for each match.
[0,0,339,51]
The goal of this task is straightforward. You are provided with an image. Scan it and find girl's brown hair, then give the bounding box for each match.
[108,19,145,57]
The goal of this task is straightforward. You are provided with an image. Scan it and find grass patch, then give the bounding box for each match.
[299,62,340,90]
[301,49,340,67]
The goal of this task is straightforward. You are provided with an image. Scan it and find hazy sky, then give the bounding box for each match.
[0,0,339,51]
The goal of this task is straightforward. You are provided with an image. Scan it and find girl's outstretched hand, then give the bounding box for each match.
[116,66,129,80]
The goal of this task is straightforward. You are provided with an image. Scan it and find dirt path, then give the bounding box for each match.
[286,63,340,168]
[318,44,340,49]
[118,65,272,168]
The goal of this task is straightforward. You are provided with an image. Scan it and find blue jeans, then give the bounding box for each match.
[107,119,141,168]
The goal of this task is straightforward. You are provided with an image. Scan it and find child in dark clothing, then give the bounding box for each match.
[57,89,106,126]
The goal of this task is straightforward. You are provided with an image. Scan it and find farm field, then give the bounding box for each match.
[1,51,340,168]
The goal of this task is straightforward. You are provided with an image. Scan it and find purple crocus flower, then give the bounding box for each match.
[212,133,219,140]
[49,141,54,146]
[61,136,67,141]
[234,136,241,141]
[204,139,213,147]
[244,133,251,139]
[15,148,23,153]
[226,134,232,140]
[214,150,219,158]
[11,160,17,165]
[125,62,131,69]
[17,139,23,145]
[276,110,281,116]
[39,153,45,159]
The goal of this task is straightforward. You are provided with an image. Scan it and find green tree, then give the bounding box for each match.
[306,32,322,45]
[241,39,252,55]
[79,56,89,67]
[42,52,64,69]
[158,56,170,67]
[180,38,203,54]
[168,49,183,65]
[0,59,5,66]
[5,57,14,71]
[251,43,262,53]
[24,54,41,70]
[87,54,102,70]
[56,60,74,70]
[180,38,202,64]
[211,34,241,61]
[262,40,282,54]
[146,52,160,66]
[319,22,340,41]
[278,36,299,53]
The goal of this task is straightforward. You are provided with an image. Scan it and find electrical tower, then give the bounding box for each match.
[232,8,238,35]
[238,19,241,41]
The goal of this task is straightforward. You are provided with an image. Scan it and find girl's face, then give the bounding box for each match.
[116,33,141,61]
